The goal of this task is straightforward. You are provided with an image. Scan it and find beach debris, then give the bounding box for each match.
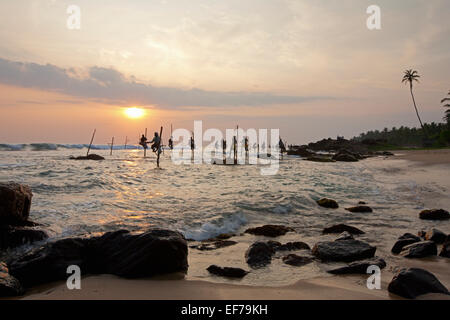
[0,182,33,225]
[327,257,386,274]
[388,267,449,299]
[0,262,24,297]
[400,241,437,258]
[439,236,450,258]
[244,225,294,237]
[316,198,339,209]
[207,265,248,278]
[282,254,314,267]
[268,241,311,251]
[392,236,421,254]
[70,154,105,160]
[419,209,450,220]
[335,231,354,241]
[245,241,275,268]
[312,239,376,262]
[9,229,188,288]
[322,224,365,235]
[190,240,238,251]
[345,205,373,213]
[423,228,447,244]
[0,225,48,250]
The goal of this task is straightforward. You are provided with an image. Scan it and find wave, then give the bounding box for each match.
[182,213,248,241]
[0,143,142,151]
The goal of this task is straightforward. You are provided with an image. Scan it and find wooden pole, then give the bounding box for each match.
[110,137,114,155]
[124,136,128,150]
[157,126,163,168]
[87,129,96,156]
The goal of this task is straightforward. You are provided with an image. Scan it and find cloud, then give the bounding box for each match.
[0,58,332,108]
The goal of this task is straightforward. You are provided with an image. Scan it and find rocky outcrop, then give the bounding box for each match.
[282,254,314,267]
[316,198,339,209]
[207,265,248,278]
[305,156,335,163]
[424,228,447,244]
[0,262,24,297]
[312,239,376,262]
[9,229,188,288]
[388,268,449,299]
[0,182,33,225]
[245,241,275,268]
[345,206,373,213]
[419,209,449,220]
[332,151,359,162]
[327,257,386,274]
[400,241,437,258]
[322,224,365,235]
[244,225,294,237]
[0,225,48,250]
[307,138,368,154]
[286,146,314,158]
[70,154,105,161]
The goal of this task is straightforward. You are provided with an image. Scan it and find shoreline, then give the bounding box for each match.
[390,148,450,166]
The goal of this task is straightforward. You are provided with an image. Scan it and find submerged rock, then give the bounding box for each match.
[345,206,373,213]
[0,225,48,249]
[207,265,248,278]
[0,262,24,297]
[388,268,449,299]
[322,224,365,235]
[424,228,447,244]
[244,225,294,237]
[400,241,437,258]
[282,254,314,267]
[312,239,376,262]
[327,257,386,274]
[70,154,105,161]
[245,241,275,268]
[316,198,339,209]
[419,209,450,220]
[0,182,33,225]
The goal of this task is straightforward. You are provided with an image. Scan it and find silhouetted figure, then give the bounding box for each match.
[149,132,161,152]
[168,137,173,150]
[139,134,148,149]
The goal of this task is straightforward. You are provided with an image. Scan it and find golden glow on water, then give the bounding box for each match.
[124,107,146,119]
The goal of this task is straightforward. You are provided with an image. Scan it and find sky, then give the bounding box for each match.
[0,0,449,144]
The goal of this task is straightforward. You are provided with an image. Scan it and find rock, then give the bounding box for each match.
[213,233,234,240]
[440,237,450,258]
[419,209,450,220]
[244,225,294,237]
[0,262,24,297]
[388,268,449,299]
[424,228,447,244]
[399,233,421,241]
[391,238,421,254]
[306,156,335,163]
[282,254,314,267]
[245,241,275,268]
[190,240,237,251]
[358,201,367,205]
[332,152,358,162]
[400,241,437,258]
[322,224,365,235]
[316,198,339,209]
[335,231,354,241]
[0,225,48,249]
[207,265,248,278]
[10,228,188,288]
[0,182,33,225]
[312,239,376,262]
[345,206,373,213]
[71,154,105,161]
[327,257,386,274]
[273,241,311,251]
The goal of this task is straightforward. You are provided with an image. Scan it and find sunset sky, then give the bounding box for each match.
[0,0,449,144]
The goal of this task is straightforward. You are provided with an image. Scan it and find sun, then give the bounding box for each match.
[124,107,146,119]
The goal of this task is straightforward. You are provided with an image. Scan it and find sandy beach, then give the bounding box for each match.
[16,149,449,300]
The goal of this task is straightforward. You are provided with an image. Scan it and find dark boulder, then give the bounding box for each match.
[419,209,449,220]
[322,224,365,235]
[316,198,339,209]
[71,154,105,161]
[424,228,447,244]
[244,225,294,237]
[245,241,275,268]
[388,268,449,299]
[399,233,421,241]
[345,206,373,213]
[400,241,437,258]
[207,265,248,278]
[0,182,33,225]
[312,239,376,262]
[332,152,358,162]
[335,231,354,241]
[274,241,311,251]
[0,225,48,249]
[391,238,421,254]
[440,237,450,258]
[190,240,237,251]
[282,254,314,267]
[327,257,386,274]
[0,262,24,297]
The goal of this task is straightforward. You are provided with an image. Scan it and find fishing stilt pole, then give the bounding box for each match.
[87,129,96,156]
[110,137,114,156]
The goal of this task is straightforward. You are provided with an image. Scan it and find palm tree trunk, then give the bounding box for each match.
[410,83,427,137]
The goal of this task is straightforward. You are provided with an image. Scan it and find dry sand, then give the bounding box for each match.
[16,149,450,300]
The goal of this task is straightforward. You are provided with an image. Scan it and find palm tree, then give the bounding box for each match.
[402,70,427,135]
[441,90,450,125]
